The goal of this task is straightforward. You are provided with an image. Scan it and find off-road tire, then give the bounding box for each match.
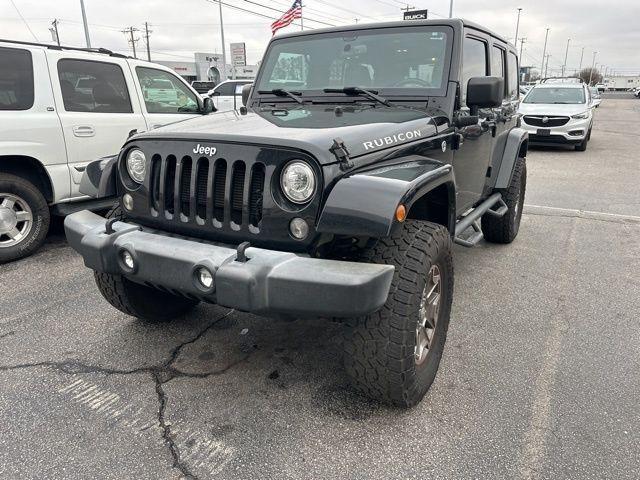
[481,157,527,244]
[0,174,50,264]
[343,220,454,407]
[93,204,199,321]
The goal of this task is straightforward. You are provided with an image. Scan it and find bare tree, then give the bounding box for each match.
[578,67,602,85]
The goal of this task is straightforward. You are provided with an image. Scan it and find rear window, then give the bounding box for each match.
[58,59,133,113]
[0,47,34,111]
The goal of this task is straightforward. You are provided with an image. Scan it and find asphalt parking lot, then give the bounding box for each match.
[1,97,639,480]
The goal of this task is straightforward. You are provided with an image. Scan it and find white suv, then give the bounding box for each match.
[518,82,594,152]
[0,39,211,262]
[206,80,253,112]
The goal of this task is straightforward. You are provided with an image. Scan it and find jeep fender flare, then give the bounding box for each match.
[494,127,528,190]
[317,156,456,238]
[79,155,119,199]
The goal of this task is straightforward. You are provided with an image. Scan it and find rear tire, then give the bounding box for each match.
[93,204,199,321]
[343,220,454,407]
[0,174,50,264]
[481,157,527,244]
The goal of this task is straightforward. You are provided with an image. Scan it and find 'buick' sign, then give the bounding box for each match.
[404,9,428,20]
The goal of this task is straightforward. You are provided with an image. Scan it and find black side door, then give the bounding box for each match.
[452,32,495,212]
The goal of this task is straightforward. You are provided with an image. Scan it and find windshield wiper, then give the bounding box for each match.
[257,88,303,104]
[323,86,394,107]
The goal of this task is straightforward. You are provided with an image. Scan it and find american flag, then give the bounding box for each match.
[271,0,302,35]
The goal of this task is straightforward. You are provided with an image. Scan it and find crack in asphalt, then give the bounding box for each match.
[0,308,245,480]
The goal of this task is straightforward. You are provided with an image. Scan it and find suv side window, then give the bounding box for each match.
[215,82,236,96]
[58,59,133,113]
[507,52,519,100]
[0,47,34,111]
[136,67,199,114]
[461,37,488,105]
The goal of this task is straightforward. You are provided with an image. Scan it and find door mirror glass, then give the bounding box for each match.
[202,96,215,114]
[241,83,253,106]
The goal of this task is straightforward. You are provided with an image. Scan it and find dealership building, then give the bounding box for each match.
[156,52,258,84]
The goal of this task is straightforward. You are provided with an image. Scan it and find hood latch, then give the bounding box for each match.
[329,138,354,171]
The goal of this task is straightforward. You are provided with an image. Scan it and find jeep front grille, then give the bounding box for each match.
[523,115,570,127]
[149,154,265,231]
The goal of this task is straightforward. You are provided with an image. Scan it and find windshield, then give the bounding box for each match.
[256,26,451,97]
[523,87,586,104]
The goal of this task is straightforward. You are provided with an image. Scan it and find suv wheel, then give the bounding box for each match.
[93,205,199,321]
[343,220,454,407]
[481,157,527,244]
[575,136,588,151]
[0,174,50,264]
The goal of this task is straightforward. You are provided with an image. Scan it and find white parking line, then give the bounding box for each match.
[524,204,640,223]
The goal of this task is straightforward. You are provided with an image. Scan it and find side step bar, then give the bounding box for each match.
[454,193,508,247]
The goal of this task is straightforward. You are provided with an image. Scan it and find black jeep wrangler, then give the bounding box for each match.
[65,19,527,407]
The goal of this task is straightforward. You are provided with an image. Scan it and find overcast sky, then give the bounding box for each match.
[2,0,639,76]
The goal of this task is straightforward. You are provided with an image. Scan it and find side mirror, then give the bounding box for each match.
[212,91,221,96]
[202,96,215,114]
[241,83,253,107]
[467,76,505,114]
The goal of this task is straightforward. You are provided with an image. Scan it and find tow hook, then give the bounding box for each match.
[236,241,251,262]
[105,217,118,234]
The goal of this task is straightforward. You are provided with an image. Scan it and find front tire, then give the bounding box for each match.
[481,157,527,244]
[0,174,50,264]
[93,205,199,321]
[343,220,454,407]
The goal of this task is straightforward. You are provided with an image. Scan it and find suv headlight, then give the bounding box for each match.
[281,161,316,204]
[571,111,590,119]
[126,149,146,183]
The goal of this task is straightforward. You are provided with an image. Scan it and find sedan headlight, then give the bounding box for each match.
[281,161,316,204]
[571,111,590,119]
[126,149,146,183]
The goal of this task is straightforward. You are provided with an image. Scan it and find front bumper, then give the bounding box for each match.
[64,211,394,317]
[522,117,591,144]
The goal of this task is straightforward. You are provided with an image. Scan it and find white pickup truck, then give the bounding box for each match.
[0,39,213,262]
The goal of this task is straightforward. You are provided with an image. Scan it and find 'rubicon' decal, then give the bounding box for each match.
[363,129,422,151]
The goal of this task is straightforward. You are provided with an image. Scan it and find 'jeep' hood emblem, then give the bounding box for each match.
[193,144,217,156]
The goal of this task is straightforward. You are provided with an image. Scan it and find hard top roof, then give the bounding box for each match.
[273,18,513,48]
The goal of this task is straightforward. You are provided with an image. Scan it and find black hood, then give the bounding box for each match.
[135,104,443,165]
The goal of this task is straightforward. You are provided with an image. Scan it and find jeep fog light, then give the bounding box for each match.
[196,267,214,289]
[289,218,309,240]
[121,250,135,270]
[126,149,146,183]
[281,161,315,203]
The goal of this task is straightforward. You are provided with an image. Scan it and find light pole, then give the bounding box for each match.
[514,8,523,46]
[540,28,549,79]
[578,46,585,71]
[79,0,91,48]
[519,37,526,60]
[449,0,454,18]
[561,38,570,77]
[217,0,227,80]
[544,54,551,78]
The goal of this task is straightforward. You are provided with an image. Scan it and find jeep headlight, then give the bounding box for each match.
[571,111,590,119]
[281,161,315,204]
[126,149,146,183]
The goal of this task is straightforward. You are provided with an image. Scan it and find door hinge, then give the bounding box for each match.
[329,138,354,171]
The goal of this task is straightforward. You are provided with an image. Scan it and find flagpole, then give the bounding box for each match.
[300,2,304,31]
